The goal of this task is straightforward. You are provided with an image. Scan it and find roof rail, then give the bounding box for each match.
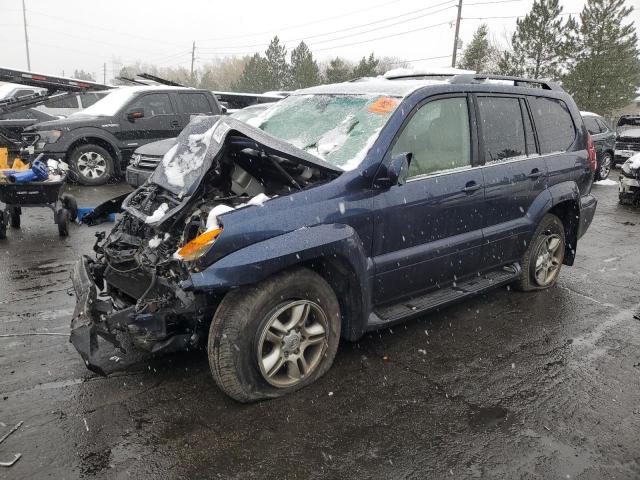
[449,74,562,91]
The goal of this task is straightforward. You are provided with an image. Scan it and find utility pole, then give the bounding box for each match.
[103,63,107,84]
[451,0,463,68]
[22,0,31,70]
[190,41,196,83]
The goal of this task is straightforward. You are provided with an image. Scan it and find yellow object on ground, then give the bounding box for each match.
[11,157,29,170]
[0,148,8,170]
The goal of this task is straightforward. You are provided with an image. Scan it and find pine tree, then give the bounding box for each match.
[457,24,497,73]
[73,69,95,81]
[289,41,320,89]
[324,57,351,83]
[234,53,270,93]
[510,0,575,79]
[352,53,380,78]
[264,36,290,90]
[563,0,640,115]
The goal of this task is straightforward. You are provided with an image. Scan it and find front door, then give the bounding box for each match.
[117,92,181,155]
[372,95,485,304]
[475,95,547,267]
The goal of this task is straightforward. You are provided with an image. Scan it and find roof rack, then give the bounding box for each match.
[449,74,562,91]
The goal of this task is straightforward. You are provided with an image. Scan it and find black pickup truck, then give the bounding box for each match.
[22,86,222,185]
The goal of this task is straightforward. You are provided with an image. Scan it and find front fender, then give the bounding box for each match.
[187,224,372,339]
[189,223,370,290]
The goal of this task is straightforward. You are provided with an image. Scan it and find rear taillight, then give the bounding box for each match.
[587,134,597,173]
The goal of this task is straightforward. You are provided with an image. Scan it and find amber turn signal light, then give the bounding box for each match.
[176,228,222,261]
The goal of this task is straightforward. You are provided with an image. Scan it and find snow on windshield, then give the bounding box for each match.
[70,88,133,117]
[251,94,400,170]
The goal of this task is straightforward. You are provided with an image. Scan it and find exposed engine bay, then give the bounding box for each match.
[70,116,340,373]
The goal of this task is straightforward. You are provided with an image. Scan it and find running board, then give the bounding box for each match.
[368,264,520,329]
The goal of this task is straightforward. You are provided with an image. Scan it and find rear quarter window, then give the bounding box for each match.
[529,97,576,154]
[178,93,214,115]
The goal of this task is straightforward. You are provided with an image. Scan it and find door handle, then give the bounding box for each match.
[170,120,180,127]
[527,169,543,179]
[461,181,482,193]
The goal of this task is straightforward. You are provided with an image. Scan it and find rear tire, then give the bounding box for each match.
[208,268,341,402]
[7,206,20,228]
[69,144,114,186]
[595,152,613,180]
[60,194,78,221]
[0,213,6,239]
[57,208,70,237]
[515,213,565,291]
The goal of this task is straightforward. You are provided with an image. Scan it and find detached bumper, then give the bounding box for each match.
[578,194,597,239]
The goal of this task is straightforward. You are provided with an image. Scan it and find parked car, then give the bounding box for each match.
[581,111,615,180]
[619,152,640,205]
[125,137,176,187]
[21,86,222,185]
[124,102,276,188]
[615,114,640,166]
[70,75,597,402]
[0,83,108,117]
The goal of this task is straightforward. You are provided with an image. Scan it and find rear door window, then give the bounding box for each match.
[477,96,526,162]
[529,97,576,153]
[391,97,471,178]
[178,93,213,115]
[583,117,602,135]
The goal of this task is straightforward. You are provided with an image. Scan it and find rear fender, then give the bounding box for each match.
[188,223,373,339]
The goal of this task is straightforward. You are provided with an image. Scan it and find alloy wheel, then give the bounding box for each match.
[533,234,563,286]
[77,151,107,180]
[599,153,612,180]
[257,300,329,388]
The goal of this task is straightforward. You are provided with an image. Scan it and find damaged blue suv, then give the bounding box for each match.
[71,74,597,402]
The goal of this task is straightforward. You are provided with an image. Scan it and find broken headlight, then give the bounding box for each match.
[175,227,222,261]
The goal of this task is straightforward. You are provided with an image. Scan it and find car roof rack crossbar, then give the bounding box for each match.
[449,74,562,91]
[138,73,186,87]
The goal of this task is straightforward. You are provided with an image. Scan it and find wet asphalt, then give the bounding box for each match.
[0,175,639,480]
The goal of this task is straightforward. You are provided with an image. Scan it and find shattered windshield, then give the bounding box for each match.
[249,94,400,170]
[70,88,133,117]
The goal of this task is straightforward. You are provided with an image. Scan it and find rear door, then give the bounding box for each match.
[372,95,485,303]
[475,94,547,267]
[117,92,181,154]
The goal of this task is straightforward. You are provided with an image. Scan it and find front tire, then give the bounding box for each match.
[69,144,114,186]
[515,213,565,291]
[208,268,341,402]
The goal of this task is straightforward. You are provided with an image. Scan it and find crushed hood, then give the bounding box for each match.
[149,115,341,197]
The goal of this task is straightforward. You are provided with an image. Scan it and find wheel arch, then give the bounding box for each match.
[67,135,121,171]
[191,224,373,341]
[548,199,579,266]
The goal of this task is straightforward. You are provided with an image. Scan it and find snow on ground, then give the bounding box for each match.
[594,179,618,186]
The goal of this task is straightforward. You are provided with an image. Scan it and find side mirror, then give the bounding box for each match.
[126,108,144,122]
[221,106,228,114]
[375,152,412,188]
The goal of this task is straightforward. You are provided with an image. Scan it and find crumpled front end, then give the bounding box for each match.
[619,154,640,206]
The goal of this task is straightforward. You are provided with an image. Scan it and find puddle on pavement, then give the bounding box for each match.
[467,405,516,432]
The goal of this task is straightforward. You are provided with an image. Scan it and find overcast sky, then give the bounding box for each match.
[1,0,638,83]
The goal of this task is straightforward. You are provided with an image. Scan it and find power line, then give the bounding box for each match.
[197,0,413,42]
[462,11,578,19]
[198,0,458,51]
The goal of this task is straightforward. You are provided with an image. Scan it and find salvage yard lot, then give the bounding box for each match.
[1,179,639,479]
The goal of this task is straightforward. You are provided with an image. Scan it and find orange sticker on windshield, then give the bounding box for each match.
[368,96,399,114]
